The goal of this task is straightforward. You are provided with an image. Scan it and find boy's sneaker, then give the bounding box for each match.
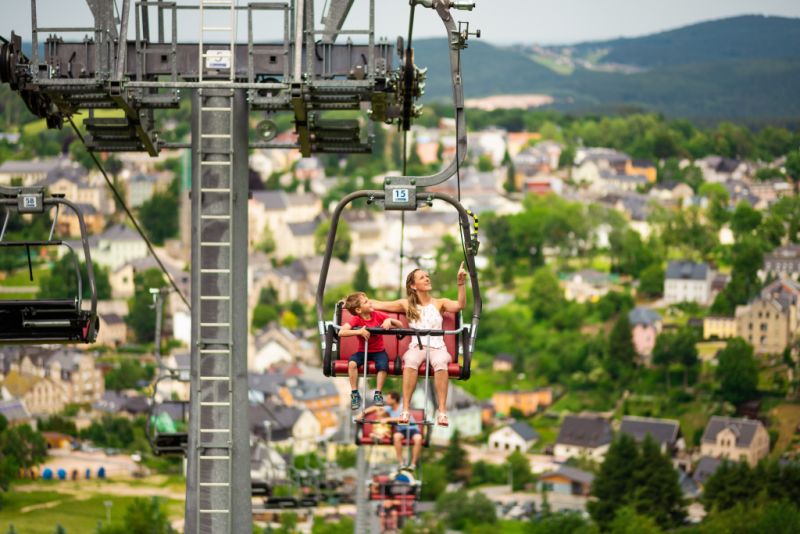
[350,391,362,411]
[373,391,385,406]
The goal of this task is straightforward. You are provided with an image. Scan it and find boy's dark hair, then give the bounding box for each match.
[344,292,367,315]
[388,391,401,403]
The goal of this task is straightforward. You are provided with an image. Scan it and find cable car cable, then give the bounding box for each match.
[66,115,190,310]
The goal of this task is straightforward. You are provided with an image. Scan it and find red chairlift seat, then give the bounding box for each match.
[323,303,470,379]
[355,408,431,447]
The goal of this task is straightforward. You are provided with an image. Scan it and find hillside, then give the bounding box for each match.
[416,16,800,122]
[569,15,800,68]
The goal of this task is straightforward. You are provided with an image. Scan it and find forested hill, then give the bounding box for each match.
[570,15,800,68]
[416,16,800,123]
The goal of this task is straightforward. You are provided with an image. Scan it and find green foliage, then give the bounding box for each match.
[126,268,167,343]
[352,256,373,294]
[256,224,276,255]
[105,359,155,392]
[652,328,699,389]
[436,490,496,531]
[311,516,354,534]
[638,264,664,298]
[477,155,494,172]
[606,311,636,379]
[39,256,111,301]
[95,497,175,534]
[469,460,507,487]
[529,267,564,321]
[138,180,180,245]
[699,500,800,534]
[506,450,535,491]
[334,447,356,469]
[420,462,447,501]
[314,219,351,263]
[609,506,663,534]
[715,337,759,405]
[440,431,471,483]
[590,434,685,530]
[527,511,598,534]
[38,415,78,437]
[79,415,143,451]
[609,229,657,278]
[0,417,48,507]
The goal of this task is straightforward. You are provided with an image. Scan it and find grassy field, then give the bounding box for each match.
[2,479,185,534]
[22,109,126,137]
[529,54,575,75]
[0,266,48,287]
[769,403,800,459]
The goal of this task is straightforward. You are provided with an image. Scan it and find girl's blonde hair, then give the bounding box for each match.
[405,269,423,321]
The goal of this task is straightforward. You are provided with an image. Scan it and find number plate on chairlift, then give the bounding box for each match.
[205,50,231,70]
[18,193,43,213]
[385,185,416,211]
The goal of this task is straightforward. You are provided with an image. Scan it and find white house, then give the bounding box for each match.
[554,414,613,462]
[411,383,483,446]
[664,261,714,305]
[488,421,540,453]
[0,157,63,186]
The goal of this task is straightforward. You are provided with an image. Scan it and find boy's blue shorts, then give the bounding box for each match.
[348,350,390,372]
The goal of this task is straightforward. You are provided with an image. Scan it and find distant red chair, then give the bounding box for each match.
[355,408,431,447]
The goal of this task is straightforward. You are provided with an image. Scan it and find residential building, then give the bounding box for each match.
[283,219,319,259]
[127,173,163,208]
[2,371,64,416]
[488,421,539,453]
[278,376,340,432]
[625,159,657,183]
[554,414,613,462]
[96,313,127,347]
[762,244,800,281]
[563,269,613,303]
[692,456,723,489]
[592,171,648,194]
[696,156,749,183]
[345,210,386,258]
[9,349,105,405]
[420,384,483,445]
[492,389,553,417]
[40,164,112,214]
[250,441,288,484]
[492,353,514,372]
[539,465,594,496]
[0,157,63,186]
[629,307,663,361]
[0,399,33,426]
[57,203,105,236]
[68,224,149,270]
[524,176,564,196]
[735,279,800,354]
[250,324,317,371]
[703,316,737,340]
[619,416,683,455]
[249,401,320,455]
[573,148,630,186]
[664,261,714,305]
[700,416,769,467]
[650,181,694,204]
[256,256,352,305]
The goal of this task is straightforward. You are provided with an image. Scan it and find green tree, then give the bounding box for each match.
[477,154,494,172]
[527,511,598,534]
[39,256,111,301]
[314,219,351,263]
[715,337,759,405]
[54,526,67,534]
[352,256,373,293]
[440,430,470,483]
[786,150,800,193]
[138,186,179,245]
[630,436,686,528]
[730,201,762,239]
[506,450,535,491]
[606,311,636,378]
[420,462,447,501]
[589,433,640,529]
[436,490,496,531]
[529,267,564,321]
[702,460,758,512]
[638,263,664,298]
[126,268,167,343]
[609,506,663,534]
[95,497,175,534]
[311,516,354,534]
[105,359,154,391]
[652,328,698,389]
[256,224,276,255]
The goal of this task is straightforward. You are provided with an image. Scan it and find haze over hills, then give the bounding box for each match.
[418,15,800,124]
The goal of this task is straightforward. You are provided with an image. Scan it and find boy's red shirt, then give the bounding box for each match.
[348,311,389,353]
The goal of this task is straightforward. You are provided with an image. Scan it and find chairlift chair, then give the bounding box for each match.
[355,408,431,448]
[0,186,99,344]
[146,375,189,456]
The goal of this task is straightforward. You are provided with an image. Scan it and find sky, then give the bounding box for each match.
[1,0,799,45]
